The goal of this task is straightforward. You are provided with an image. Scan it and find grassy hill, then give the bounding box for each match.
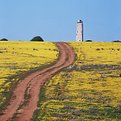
[0,41,58,110]
[0,42,121,120]
[34,42,121,121]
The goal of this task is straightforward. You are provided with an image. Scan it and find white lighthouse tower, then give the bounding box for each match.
[76,19,84,42]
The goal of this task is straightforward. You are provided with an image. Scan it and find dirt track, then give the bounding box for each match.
[0,42,75,121]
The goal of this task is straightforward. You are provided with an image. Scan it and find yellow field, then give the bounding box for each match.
[0,41,58,110]
[35,42,121,121]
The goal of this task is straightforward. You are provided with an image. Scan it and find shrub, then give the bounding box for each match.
[0,38,8,41]
[96,48,100,51]
[31,36,44,42]
[113,40,121,42]
[85,40,92,42]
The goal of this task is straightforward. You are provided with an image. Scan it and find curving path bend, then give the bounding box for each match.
[0,42,75,121]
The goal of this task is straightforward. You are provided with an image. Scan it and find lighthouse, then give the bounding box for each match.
[76,19,84,42]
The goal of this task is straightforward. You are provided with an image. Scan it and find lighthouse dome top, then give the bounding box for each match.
[77,19,83,23]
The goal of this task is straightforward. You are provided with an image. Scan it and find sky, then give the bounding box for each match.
[0,0,121,42]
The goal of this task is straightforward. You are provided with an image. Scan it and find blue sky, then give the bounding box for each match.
[0,0,121,41]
